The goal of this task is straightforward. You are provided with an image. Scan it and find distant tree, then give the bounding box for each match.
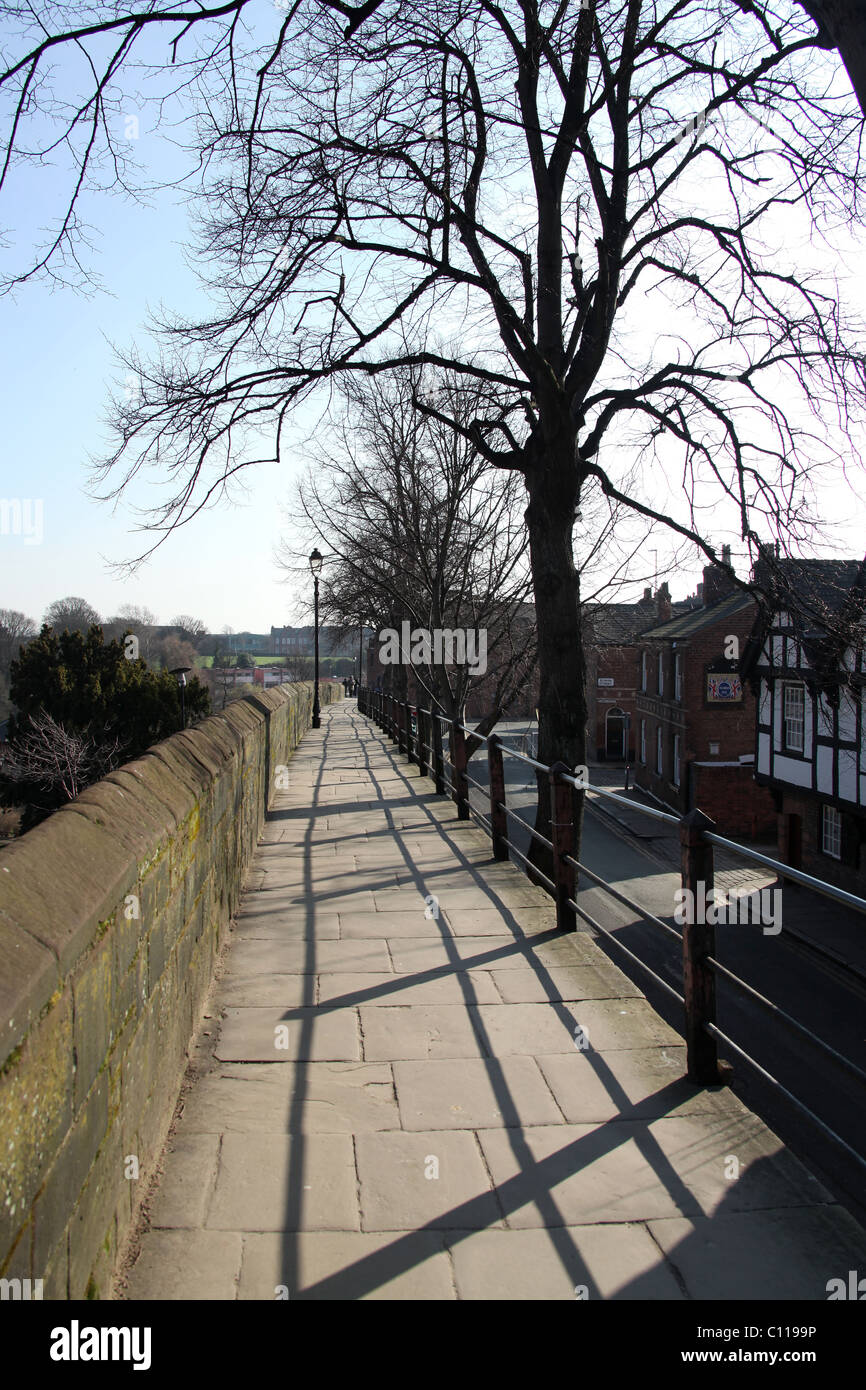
[234,650,255,669]
[43,597,101,634]
[282,654,315,682]
[4,626,210,825]
[223,685,259,705]
[171,615,208,647]
[0,609,37,677]
[103,604,159,662]
[154,635,199,673]
[208,663,236,712]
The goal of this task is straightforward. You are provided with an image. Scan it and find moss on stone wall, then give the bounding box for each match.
[0,680,341,1297]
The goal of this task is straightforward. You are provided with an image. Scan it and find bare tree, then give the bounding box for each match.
[3,2,865,866]
[0,609,37,677]
[282,654,316,682]
[281,367,537,737]
[43,597,101,634]
[0,711,122,812]
[103,603,159,662]
[171,614,208,647]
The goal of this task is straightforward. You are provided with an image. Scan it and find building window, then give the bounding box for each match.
[822,805,842,860]
[673,734,681,786]
[641,651,648,691]
[783,683,805,752]
[674,651,683,702]
[657,653,664,697]
[640,719,646,764]
[656,725,663,775]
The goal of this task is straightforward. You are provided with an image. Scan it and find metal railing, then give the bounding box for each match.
[357,686,866,1174]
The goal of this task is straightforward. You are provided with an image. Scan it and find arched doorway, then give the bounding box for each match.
[605,707,626,760]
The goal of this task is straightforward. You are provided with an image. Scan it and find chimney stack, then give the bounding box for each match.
[642,586,652,603]
[703,548,736,607]
[655,582,671,622]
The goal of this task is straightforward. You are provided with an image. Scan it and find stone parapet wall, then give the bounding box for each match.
[0,680,341,1298]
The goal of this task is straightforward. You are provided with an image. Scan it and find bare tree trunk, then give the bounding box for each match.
[798,1,866,117]
[524,454,587,881]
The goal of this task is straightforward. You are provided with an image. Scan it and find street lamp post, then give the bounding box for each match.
[310,549,323,729]
[169,666,192,730]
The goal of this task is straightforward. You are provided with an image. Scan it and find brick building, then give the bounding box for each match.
[743,556,866,893]
[584,586,699,761]
[634,555,776,836]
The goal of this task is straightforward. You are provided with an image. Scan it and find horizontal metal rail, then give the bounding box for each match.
[358,686,866,1172]
[566,854,683,945]
[704,832,866,916]
[566,896,686,1007]
[705,1023,866,1178]
[577,780,680,826]
[707,955,866,1088]
[501,838,556,893]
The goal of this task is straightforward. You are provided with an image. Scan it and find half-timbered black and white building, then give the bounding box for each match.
[744,557,866,892]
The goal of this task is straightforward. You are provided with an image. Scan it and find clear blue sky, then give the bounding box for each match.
[0,15,315,636]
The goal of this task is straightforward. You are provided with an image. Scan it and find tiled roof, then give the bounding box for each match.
[757,558,866,627]
[582,599,696,644]
[640,589,755,639]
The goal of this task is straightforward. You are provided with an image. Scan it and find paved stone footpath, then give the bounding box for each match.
[120,701,866,1300]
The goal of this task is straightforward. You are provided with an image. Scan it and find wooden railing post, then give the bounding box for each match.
[487,734,508,860]
[417,706,429,777]
[549,762,576,931]
[403,701,411,758]
[432,713,445,795]
[406,703,416,764]
[451,722,470,819]
[680,808,721,1084]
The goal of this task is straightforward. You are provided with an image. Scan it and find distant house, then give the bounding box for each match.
[743,556,866,891]
[583,585,699,761]
[271,626,361,660]
[634,552,776,837]
[271,625,314,656]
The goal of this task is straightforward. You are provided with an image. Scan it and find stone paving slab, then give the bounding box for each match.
[231,910,342,940]
[238,1232,456,1300]
[215,1006,361,1061]
[646,1206,866,1300]
[227,937,392,976]
[360,1003,489,1061]
[535,1048,750,1122]
[354,1131,504,1231]
[206,1134,360,1231]
[490,964,643,1002]
[121,701,866,1301]
[393,1057,564,1130]
[475,1116,833,1227]
[316,970,502,1007]
[177,1062,399,1135]
[447,1225,685,1300]
[125,1231,242,1300]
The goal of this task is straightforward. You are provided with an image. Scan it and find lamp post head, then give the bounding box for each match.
[309,548,324,576]
[169,665,191,687]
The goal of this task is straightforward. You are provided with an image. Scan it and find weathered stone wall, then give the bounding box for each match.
[0,680,341,1298]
